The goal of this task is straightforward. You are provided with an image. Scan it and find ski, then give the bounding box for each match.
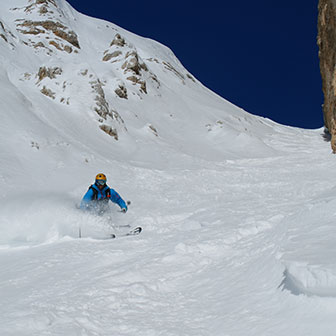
[108,226,142,239]
[79,226,142,240]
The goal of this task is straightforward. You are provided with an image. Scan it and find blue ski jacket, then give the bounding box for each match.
[80,183,127,211]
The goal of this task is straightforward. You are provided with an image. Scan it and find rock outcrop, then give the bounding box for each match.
[16,19,80,52]
[3,0,195,141]
[318,0,336,152]
[103,33,160,97]
[13,0,80,54]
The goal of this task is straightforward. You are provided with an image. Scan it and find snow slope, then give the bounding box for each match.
[0,1,335,335]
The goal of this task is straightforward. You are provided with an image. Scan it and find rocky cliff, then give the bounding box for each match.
[318,0,336,152]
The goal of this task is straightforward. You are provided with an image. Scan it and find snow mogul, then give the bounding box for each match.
[80,173,128,214]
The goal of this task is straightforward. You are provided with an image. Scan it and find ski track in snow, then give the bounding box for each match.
[1,129,336,335]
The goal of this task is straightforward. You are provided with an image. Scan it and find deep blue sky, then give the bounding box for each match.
[67,0,323,129]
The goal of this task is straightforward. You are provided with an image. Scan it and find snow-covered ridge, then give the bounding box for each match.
[0,0,287,170]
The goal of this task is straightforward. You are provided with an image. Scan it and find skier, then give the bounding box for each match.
[80,173,128,214]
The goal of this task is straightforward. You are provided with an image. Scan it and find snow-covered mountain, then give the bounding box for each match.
[0,0,282,184]
[2,1,336,335]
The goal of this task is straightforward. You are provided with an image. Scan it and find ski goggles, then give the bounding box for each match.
[95,179,106,186]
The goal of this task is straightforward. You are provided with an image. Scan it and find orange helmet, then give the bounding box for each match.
[95,173,107,185]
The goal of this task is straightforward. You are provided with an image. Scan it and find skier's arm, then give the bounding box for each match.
[109,189,127,211]
[80,188,94,210]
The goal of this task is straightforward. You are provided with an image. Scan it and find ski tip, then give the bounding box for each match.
[125,226,142,236]
[132,226,142,235]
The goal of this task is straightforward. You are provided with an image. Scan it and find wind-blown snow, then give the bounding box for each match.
[0,0,334,335]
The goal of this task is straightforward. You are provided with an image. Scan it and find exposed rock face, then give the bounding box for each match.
[4,1,195,141]
[40,85,56,99]
[115,84,128,99]
[37,66,62,81]
[110,33,125,47]
[12,0,80,54]
[25,0,57,14]
[99,124,118,140]
[90,79,111,120]
[318,0,336,152]
[16,20,80,49]
[102,33,159,97]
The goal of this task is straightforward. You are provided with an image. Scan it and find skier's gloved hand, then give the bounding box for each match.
[121,207,127,213]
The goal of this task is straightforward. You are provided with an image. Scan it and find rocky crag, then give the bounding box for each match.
[318,0,336,152]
